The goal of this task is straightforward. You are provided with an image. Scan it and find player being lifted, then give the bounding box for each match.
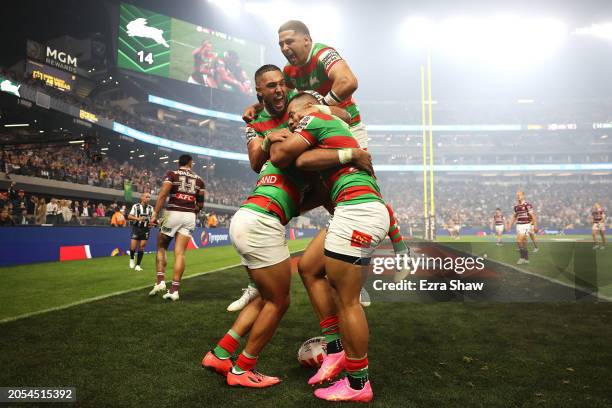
[203,65,373,388]
[148,155,205,301]
[127,192,154,271]
[268,92,392,402]
[188,40,218,87]
[509,191,536,265]
[591,202,606,249]
[490,208,505,246]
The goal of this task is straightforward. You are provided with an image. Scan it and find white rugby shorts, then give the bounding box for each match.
[229,208,289,270]
[325,201,389,262]
[160,210,196,238]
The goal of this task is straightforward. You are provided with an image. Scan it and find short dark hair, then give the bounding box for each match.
[288,91,318,107]
[496,207,501,211]
[278,20,310,37]
[179,154,192,166]
[254,64,281,82]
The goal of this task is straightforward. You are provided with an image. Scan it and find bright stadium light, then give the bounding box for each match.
[208,0,242,17]
[400,15,567,68]
[574,23,612,41]
[243,1,341,39]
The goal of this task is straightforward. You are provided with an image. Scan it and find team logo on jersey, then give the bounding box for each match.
[126,18,170,48]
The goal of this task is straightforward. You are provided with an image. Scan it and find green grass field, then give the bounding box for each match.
[1,236,611,407]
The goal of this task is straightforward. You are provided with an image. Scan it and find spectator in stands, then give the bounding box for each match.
[110,206,126,227]
[12,189,27,216]
[16,209,29,225]
[45,198,59,224]
[95,203,106,217]
[28,195,38,214]
[0,191,8,208]
[0,207,15,226]
[7,181,17,200]
[35,198,46,224]
[81,200,92,218]
[60,200,73,224]
[207,212,218,228]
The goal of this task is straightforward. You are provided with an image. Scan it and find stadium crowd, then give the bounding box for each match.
[380,178,612,231]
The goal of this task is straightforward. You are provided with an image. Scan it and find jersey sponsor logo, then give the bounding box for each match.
[174,193,196,202]
[320,48,341,72]
[350,230,373,248]
[295,115,314,133]
[257,175,278,186]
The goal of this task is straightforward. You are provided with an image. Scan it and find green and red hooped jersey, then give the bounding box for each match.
[241,161,306,225]
[243,102,306,225]
[293,112,383,207]
[283,43,361,126]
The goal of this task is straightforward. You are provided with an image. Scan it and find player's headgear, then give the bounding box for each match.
[179,154,193,166]
[254,64,281,82]
[278,20,311,37]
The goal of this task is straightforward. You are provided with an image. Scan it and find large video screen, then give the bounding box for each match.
[117,3,263,96]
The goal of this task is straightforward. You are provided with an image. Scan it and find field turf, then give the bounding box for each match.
[1,236,611,407]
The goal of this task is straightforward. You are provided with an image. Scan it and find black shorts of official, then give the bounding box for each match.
[324,249,371,266]
[131,227,151,241]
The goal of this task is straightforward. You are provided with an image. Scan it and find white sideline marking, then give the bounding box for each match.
[0,245,310,324]
[486,257,612,302]
[0,263,241,324]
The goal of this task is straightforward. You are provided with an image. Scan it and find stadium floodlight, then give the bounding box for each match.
[400,15,567,68]
[69,140,85,144]
[208,0,242,17]
[574,23,612,41]
[518,99,535,104]
[138,154,145,158]
[243,1,341,39]
[100,148,109,151]
[4,123,29,127]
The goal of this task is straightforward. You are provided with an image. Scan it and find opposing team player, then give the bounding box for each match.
[490,208,505,246]
[127,192,154,271]
[591,202,606,249]
[203,66,372,388]
[269,92,393,402]
[148,155,205,301]
[509,191,536,265]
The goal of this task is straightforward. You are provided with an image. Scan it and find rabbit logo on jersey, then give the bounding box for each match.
[200,230,230,247]
[126,18,170,48]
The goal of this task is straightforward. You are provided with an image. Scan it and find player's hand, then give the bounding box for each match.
[150,216,158,226]
[268,128,292,143]
[242,103,263,123]
[351,149,375,176]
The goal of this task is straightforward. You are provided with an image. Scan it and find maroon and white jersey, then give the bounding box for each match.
[514,201,533,224]
[592,209,605,223]
[163,168,205,213]
[493,213,505,225]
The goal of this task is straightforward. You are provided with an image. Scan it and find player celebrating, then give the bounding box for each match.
[188,40,218,87]
[509,191,536,265]
[591,202,606,249]
[269,92,392,402]
[127,192,154,271]
[203,66,372,388]
[490,208,505,246]
[148,155,205,301]
[216,50,253,96]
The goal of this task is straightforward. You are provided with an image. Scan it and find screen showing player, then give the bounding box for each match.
[117,3,262,96]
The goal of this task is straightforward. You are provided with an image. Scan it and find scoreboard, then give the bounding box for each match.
[117,3,264,96]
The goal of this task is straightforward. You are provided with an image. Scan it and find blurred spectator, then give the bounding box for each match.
[207,212,218,228]
[0,207,15,226]
[45,198,59,224]
[16,209,29,225]
[35,198,46,224]
[12,189,28,216]
[110,207,126,227]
